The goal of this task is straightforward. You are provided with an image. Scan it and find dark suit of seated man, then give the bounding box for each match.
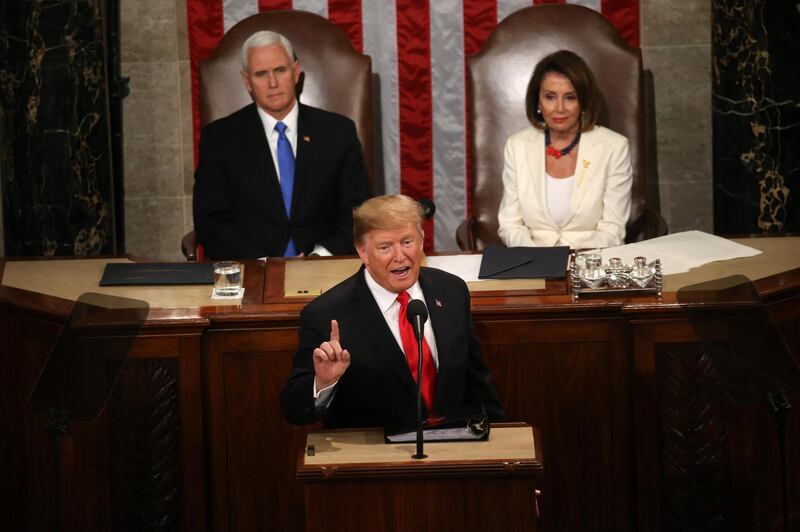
[281,195,505,429]
[193,30,369,260]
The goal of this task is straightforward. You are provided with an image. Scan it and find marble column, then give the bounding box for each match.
[0,0,117,256]
[713,0,800,233]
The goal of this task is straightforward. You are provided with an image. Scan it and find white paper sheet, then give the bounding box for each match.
[425,254,484,282]
[595,231,762,275]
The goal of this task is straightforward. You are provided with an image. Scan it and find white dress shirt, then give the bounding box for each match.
[256,102,298,181]
[362,269,440,368]
[254,103,331,257]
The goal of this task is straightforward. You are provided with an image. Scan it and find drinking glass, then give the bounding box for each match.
[213,261,242,297]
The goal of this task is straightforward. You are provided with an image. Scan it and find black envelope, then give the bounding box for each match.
[478,245,570,279]
[384,414,490,443]
[99,262,215,286]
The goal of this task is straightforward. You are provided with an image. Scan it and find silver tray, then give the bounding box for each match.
[570,253,663,301]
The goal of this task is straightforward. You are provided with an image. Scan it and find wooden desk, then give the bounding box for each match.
[2,237,799,532]
[298,423,543,532]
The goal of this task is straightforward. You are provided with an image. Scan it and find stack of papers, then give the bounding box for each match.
[596,231,762,275]
[426,231,760,282]
[426,254,484,282]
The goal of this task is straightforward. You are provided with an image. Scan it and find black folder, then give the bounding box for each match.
[384,415,490,443]
[478,245,570,279]
[99,262,215,286]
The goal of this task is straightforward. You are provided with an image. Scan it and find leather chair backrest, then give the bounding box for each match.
[467,4,645,248]
[199,10,374,189]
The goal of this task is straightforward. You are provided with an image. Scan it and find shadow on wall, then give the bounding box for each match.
[644,69,662,215]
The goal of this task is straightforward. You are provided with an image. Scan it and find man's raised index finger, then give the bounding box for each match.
[330,319,340,343]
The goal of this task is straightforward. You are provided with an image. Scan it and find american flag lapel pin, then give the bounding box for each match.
[303,135,311,142]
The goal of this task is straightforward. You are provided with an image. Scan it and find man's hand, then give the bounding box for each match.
[313,319,350,390]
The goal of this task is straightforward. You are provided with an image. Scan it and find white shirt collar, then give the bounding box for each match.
[256,100,299,137]
[363,267,425,313]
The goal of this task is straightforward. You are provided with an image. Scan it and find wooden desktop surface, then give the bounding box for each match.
[3,237,798,310]
[303,424,536,466]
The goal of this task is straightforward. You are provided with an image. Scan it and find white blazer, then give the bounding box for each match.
[498,125,632,249]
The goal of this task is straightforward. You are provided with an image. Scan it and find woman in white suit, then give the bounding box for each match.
[498,50,632,249]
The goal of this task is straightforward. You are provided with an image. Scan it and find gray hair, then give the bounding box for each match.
[240,31,295,71]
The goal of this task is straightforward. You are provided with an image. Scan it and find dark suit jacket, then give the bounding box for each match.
[281,266,505,429]
[193,103,370,259]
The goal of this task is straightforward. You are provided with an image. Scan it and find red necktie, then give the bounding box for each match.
[397,291,437,413]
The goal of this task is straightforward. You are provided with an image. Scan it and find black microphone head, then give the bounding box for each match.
[418,198,436,219]
[406,299,429,325]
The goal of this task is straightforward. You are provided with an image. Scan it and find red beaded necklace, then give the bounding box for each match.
[545,128,581,159]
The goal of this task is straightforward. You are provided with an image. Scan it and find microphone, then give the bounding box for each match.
[406,298,429,459]
[406,299,428,341]
[418,198,436,219]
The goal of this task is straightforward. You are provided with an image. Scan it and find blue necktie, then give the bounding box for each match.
[275,121,297,256]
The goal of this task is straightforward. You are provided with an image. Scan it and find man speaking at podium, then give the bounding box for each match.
[281,195,504,429]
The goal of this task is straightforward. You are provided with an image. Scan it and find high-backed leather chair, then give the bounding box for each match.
[182,10,373,260]
[456,4,666,250]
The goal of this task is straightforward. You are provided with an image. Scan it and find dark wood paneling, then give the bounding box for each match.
[304,476,538,532]
[0,298,207,532]
[655,342,731,531]
[110,358,183,531]
[632,315,800,532]
[0,308,62,531]
[478,317,633,532]
[204,326,311,532]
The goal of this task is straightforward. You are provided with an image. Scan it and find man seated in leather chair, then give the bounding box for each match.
[193,30,370,260]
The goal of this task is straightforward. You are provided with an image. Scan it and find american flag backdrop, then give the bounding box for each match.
[187,0,639,251]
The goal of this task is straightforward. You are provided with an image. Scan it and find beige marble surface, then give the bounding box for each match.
[303,425,535,466]
[121,0,193,261]
[641,0,710,46]
[1,259,242,308]
[641,0,712,234]
[3,237,796,308]
[284,258,546,297]
[123,61,183,199]
[124,197,186,264]
[664,237,800,292]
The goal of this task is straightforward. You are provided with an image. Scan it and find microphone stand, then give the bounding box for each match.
[412,313,427,460]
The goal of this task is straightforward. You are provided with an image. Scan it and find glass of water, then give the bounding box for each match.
[213,261,242,297]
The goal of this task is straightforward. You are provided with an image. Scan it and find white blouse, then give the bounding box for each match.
[545,173,575,227]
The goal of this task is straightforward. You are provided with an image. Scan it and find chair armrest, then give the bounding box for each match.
[181,230,198,261]
[626,209,668,243]
[456,218,478,250]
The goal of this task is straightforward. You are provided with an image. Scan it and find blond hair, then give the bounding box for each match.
[353,195,423,244]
